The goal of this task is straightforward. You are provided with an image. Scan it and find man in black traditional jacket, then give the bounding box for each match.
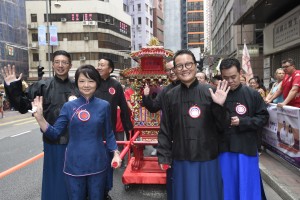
[157,49,231,200]
[95,58,133,200]
[219,58,269,200]
[142,60,179,200]
[1,50,77,200]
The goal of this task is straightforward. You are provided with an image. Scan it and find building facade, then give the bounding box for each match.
[0,0,28,82]
[125,0,154,52]
[233,0,300,86]
[211,0,263,78]
[26,0,131,79]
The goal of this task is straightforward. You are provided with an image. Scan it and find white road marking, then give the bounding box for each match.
[10,131,31,138]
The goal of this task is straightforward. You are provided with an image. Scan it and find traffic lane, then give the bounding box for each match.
[0,157,42,200]
[0,129,43,172]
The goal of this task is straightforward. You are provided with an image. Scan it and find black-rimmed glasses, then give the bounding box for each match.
[175,62,195,71]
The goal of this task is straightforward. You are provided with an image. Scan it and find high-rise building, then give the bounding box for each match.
[152,0,164,45]
[164,0,210,54]
[164,0,183,52]
[0,0,28,82]
[26,0,131,79]
[125,0,154,51]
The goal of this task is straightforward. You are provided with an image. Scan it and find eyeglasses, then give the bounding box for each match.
[165,68,175,73]
[53,60,69,66]
[175,62,195,71]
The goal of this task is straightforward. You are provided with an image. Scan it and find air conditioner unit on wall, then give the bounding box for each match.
[89,21,96,26]
[83,21,89,26]
[105,19,110,23]
[30,42,38,49]
[61,18,67,22]
[28,23,38,29]
[83,36,89,41]
[79,56,86,61]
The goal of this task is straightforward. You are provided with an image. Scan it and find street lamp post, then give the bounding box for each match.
[45,0,51,77]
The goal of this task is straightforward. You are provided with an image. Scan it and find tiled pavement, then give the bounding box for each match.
[260,150,300,200]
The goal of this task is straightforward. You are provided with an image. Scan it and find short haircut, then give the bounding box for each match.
[75,65,101,89]
[52,50,71,63]
[100,58,115,73]
[281,58,295,66]
[275,68,284,74]
[196,71,208,80]
[219,58,241,72]
[173,49,196,66]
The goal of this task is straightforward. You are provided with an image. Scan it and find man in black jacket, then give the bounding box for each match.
[219,58,269,200]
[95,58,133,200]
[157,49,231,200]
[1,50,77,200]
[142,60,179,200]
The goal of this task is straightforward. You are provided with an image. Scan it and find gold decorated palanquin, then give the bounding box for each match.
[121,38,174,141]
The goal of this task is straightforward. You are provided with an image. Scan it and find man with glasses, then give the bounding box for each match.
[157,49,231,200]
[1,50,77,200]
[142,60,179,200]
[266,58,300,108]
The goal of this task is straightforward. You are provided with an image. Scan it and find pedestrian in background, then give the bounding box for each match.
[31,65,121,199]
[1,50,77,200]
[219,58,269,200]
[265,68,285,104]
[157,49,231,200]
[266,58,300,108]
[249,76,267,99]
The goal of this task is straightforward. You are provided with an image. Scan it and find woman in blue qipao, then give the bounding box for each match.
[32,65,121,200]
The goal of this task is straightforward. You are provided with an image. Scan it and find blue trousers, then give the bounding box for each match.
[65,172,106,200]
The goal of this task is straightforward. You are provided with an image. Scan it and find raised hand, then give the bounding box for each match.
[1,64,23,85]
[143,83,150,96]
[31,96,44,119]
[209,80,230,106]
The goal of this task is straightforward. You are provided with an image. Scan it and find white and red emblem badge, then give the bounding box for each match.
[109,87,116,95]
[235,104,247,115]
[78,110,90,122]
[189,105,201,118]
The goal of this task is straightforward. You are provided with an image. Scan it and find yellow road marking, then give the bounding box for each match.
[0,118,34,126]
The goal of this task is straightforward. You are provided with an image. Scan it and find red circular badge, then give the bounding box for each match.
[109,87,116,95]
[189,105,201,118]
[78,110,90,122]
[235,104,247,115]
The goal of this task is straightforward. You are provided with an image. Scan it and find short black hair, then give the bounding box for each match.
[173,49,197,66]
[100,58,115,73]
[282,58,295,66]
[75,65,101,89]
[220,58,241,72]
[52,50,71,63]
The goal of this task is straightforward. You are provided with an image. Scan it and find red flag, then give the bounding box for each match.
[242,42,253,81]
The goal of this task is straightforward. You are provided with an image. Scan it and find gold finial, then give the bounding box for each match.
[148,37,160,46]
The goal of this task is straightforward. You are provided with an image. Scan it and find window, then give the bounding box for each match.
[150,20,153,28]
[146,17,149,26]
[138,4,141,11]
[150,8,153,15]
[31,14,37,22]
[33,53,39,62]
[32,33,38,42]
[132,5,134,11]
[145,4,148,12]
[138,17,141,25]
